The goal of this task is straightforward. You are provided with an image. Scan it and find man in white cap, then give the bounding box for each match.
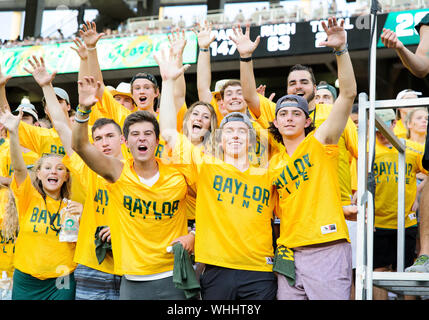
[109,82,136,112]
[14,103,39,126]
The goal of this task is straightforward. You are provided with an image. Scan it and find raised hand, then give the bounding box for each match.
[229,23,260,58]
[71,37,88,60]
[0,64,11,87]
[168,28,187,58]
[78,76,100,108]
[380,28,405,50]
[24,56,57,87]
[154,47,191,81]
[319,17,347,51]
[256,84,275,101]
[192,21,216,49]
[0,105,22,134]
[79,21,104,48]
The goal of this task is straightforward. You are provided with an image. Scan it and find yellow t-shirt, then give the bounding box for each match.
[10,175,77,279]
[173,134,276,272]
[271,132,350,248]
[106,158,189,276]
[0,147,39,277]
[373,139,428,229]
[62,153,118,274]
[17,122,86,205]
[394,119,408,139]
[255,96,358,205]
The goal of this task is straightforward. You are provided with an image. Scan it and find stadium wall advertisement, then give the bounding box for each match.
[0,31,198,77]
[1,9,428,76]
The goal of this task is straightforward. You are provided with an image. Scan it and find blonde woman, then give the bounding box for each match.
[0,106,81,300]
[406,107,428,146]
[182,101,218,152]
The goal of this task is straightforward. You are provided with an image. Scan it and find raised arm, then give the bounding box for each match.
[0,107,26,186]
[193,21,216,103]
[381,26,429,78]
[314,17,357,145]
[0,65,12,112]
[71,37,89,82]
[71,76,123,183]
[79,21,105,99]
[24,56,73,155]
[155,48,190,149]
[168,28,188,111]
[229,23,261,117]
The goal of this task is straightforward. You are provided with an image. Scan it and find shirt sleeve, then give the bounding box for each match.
[171,134,203,187]
[342,118,358,159]
[10,173,33,219]
[254,94,276,130]
[18,121,44,154]
[89,88,131,127]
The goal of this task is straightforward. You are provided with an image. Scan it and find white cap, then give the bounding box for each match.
[109,82,136,105]
[396,89,422,100]
[14,103,39,121]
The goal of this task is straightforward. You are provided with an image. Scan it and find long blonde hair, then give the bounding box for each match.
[0,185,18,241]
[182,101,218,154]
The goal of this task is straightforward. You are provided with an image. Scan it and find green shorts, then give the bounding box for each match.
[12,268,76,300]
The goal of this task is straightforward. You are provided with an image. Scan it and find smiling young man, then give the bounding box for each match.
[157,48,277,300]
[71,76,195,300]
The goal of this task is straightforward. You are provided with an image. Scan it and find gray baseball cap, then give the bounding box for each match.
[275,94,309,117]
[42,87,70,105]
[219,112,253,130]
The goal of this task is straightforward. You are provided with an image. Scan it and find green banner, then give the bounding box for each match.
[378,9,429,47]
[0,31,197,77]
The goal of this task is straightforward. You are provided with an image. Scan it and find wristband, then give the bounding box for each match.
[74,115,90,123]
[240,56,252,62]
[77,105,93,114]
[199,48,209,52]
[333,44,348,56]
[87,46,97,51]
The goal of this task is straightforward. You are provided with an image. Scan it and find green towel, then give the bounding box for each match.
[94,226,112,265]
[273,245,296,286]
[172,242,200,299]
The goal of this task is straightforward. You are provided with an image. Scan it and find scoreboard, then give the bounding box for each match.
[208,9,429,61]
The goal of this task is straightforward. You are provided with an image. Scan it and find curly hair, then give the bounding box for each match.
[1,186,19,241]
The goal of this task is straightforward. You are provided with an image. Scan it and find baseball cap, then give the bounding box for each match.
[109,82,137,105]
[316,83,337,100]
[375,108,396,125]
[275,94,309,117]
[42,87,70,105]
[396,89,422,100]
[130,72,158,88]
[14,103,39,121]
[219,112,253,130]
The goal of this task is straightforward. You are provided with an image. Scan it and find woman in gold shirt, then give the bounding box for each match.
[0,106,81,300]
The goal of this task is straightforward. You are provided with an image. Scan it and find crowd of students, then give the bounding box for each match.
[0,13,427,301]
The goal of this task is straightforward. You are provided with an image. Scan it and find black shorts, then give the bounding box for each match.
[200,265,277,300]
[373,227,417,270]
